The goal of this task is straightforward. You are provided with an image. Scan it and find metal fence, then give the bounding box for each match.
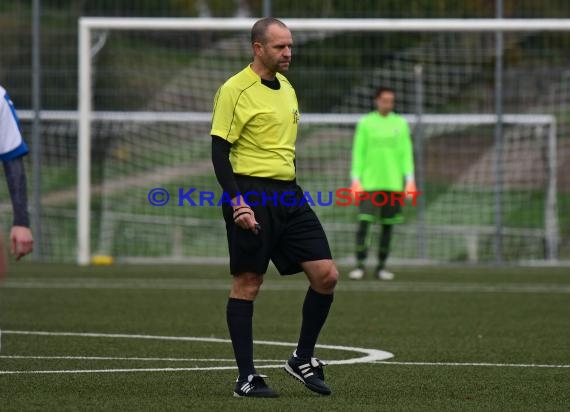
[0,1,569,264]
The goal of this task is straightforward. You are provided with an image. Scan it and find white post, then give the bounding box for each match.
[545,121,559,261]
[77,20,91,266]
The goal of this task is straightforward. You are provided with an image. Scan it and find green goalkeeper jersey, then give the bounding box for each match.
[351,111,414,191]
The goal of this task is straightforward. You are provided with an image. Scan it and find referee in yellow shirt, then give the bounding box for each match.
[211,18,338,398]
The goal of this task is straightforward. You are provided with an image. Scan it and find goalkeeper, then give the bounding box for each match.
[348,87,415,281]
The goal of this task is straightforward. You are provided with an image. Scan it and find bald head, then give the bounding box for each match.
[251,17,288,44]
[250,17,292,79]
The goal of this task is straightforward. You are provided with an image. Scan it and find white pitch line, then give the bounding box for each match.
[2,361,569,376]
[375,361,570,368]
[3,330,232,344]
[0,331,567,375]
[0,355,281,362]
[0,330,393,376]
[3,278,570,294]
[1,330,393,364]
[0,365,281,375]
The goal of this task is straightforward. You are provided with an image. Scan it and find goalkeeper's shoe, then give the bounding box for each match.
[284,352,332,395]
[233,374,279,398]
[377,268,395,280]
[348,267,365,280]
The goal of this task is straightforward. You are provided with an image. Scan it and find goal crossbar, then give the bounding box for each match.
[20,110,555,125]
[80,17,570,32]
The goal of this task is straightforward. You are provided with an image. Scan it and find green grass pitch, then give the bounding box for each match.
[1,263,569,411]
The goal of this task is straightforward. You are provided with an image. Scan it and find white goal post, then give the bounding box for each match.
[77,18,570,266]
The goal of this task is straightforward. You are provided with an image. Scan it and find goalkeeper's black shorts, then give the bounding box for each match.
[358,191,404,224]
[222,174,332,276]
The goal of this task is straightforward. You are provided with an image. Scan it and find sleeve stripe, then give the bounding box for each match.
[0,142,29,162]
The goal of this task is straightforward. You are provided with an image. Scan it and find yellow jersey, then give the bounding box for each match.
[210,65,299,181]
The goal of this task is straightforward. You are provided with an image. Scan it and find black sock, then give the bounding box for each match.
[378,224,393,270]
[356,220,371,268]
[296,287,334,360]
[227,298,255,380]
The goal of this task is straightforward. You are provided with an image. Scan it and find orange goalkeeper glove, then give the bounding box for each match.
[405,179,417,194]
[405,178,417,203]
[350,179,363,203]
[350,179,363,193]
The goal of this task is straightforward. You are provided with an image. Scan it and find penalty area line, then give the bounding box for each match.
[375,361,570,369]
[0,355,283,362]
[0,330,394,375]
[0,364,284,375]
[3,361,569,375]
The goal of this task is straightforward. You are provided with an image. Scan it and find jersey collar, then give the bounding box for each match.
[246,63,282,84]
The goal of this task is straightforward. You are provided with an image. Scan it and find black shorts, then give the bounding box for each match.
[222,175,332,276]
[358,191,404,224]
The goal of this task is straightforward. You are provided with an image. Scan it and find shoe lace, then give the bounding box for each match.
[309,358,327,380]
[249,374,268,389]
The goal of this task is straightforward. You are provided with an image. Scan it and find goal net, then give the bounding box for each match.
[75,18,568,265]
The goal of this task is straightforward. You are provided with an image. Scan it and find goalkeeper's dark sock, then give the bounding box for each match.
[227,298,256,379]
[355,220,371,267]
[378,224,393,270]
[296,287,334,360]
